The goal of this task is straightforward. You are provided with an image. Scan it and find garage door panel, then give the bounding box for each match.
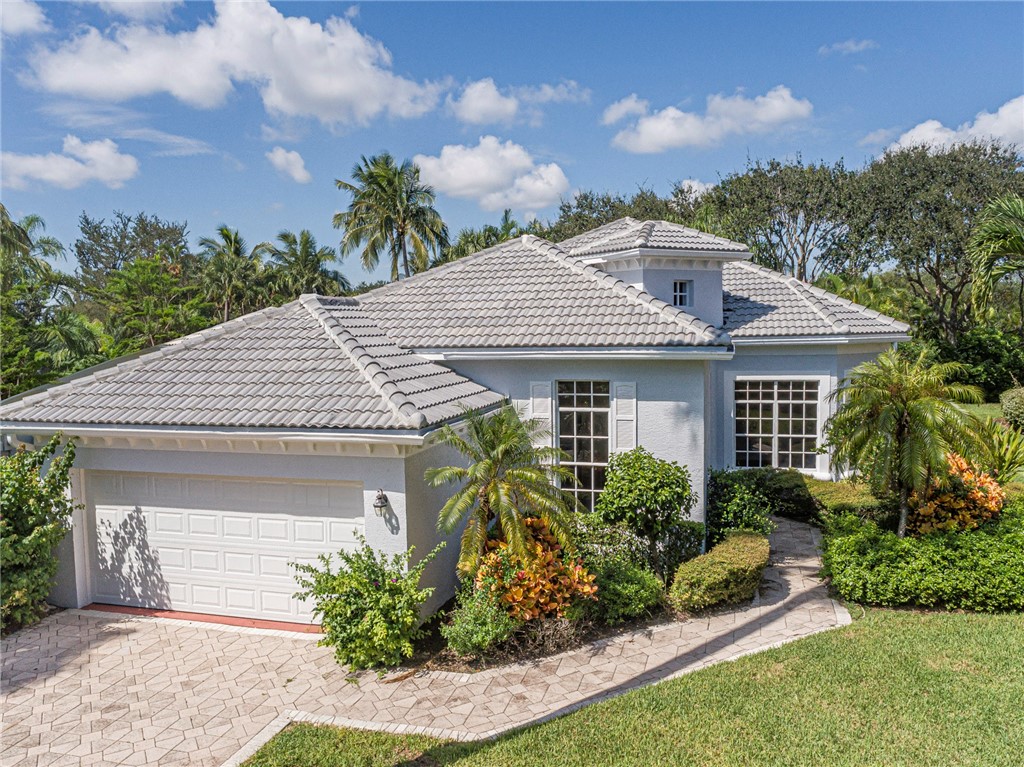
[87,471,364,622]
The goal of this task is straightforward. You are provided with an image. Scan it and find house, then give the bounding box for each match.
[0,218,909,623]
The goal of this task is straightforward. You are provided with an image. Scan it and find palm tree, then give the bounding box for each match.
[0,206,65,293]
[199,226,269,322]
[432,209,525,267]
[267,230,350,297]
[827,349,983,536]
[970,194,1024,336]
[424,406,581,575]
[34,309,105,375]
[333,153,448,281]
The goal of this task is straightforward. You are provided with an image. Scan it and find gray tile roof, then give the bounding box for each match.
[1,218,909,432]
[722,261,911,339]
[559,217,750,257]
[0,296,505,431]
[357,234,730,349]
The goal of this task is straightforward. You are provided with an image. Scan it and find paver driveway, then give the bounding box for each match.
[1,518,849,766]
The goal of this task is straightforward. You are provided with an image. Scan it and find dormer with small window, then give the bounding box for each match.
[561,218,752,328]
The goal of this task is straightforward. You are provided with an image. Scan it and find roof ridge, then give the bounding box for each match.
[298,295,427,429]
[2,302,296,410]
[520,235,730,346]
[729,261,910,332]
[560,217,641,254]
[633,220,657,248]
[783,277,850,334]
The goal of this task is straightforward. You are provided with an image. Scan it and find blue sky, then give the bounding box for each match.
[2,1,1022,283]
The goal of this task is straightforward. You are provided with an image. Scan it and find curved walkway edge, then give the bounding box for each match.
[0,518,849,767]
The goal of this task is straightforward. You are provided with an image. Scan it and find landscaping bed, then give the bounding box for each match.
[243,608,1024,767]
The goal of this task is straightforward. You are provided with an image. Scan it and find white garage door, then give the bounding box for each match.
[85,471,364,623]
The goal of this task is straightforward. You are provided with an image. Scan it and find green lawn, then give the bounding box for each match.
[245,609,1024,767]
[965,402,1005,420]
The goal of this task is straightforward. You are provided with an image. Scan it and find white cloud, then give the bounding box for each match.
[1,0,50,36]
[26,0,444,128]
[2,135,139,189]
[447,78,589,126]
[89,1,184,21]
[266,146,311,184]
[414,136,569,212]
[676,178,713,197]
[612,86,813,154]
[858,127,900,147]
[818,39,878,56]
[889,96,1024,150]
[447,78,519,125]
[39,102,215,156]
[601,94,649,126]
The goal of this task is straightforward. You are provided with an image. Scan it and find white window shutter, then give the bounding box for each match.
[612,382,637,452]
[530,381,553,448]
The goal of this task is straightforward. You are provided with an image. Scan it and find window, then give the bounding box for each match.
[673,280,693,308]
[734,380,819,470]
[557,380,610,510]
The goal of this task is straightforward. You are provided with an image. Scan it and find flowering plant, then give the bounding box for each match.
[475,518,597,622]
[908,454,1005,535]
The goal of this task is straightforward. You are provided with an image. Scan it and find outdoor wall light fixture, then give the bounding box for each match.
[373,488,389,516]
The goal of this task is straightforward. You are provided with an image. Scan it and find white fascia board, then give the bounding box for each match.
[0,423,427,446]
[579,247,752,265]
[731,333,911,347]
[416,347,735,361]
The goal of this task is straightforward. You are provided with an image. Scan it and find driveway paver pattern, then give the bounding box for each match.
[1,518,849,766]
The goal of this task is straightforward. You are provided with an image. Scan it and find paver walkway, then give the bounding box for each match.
[1,518,849,767]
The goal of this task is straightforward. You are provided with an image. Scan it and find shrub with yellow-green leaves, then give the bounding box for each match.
[476,518,597,622]
[908,454,1005,535]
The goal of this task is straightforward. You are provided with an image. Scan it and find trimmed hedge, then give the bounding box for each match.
[804,477,897,528]
[584,558,664,625]
[668,531,770,613]
[822,500,1024,612]
[1002,387,1024,431]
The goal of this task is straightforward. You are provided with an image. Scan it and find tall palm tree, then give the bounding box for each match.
[199,226,269,322]
[34,309,105,375]
[333,153,448,281]
[424,406,581,575]
[267,229,350,297]
[827,349,982,536]
[970,194,1024,335]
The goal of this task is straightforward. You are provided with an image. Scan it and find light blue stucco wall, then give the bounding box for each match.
[603,264,724,327]
[443,357,709,521]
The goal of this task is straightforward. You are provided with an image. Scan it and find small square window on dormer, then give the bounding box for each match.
[673,279,693,308]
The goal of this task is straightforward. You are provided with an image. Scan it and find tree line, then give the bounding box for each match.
[2,141,1022,401]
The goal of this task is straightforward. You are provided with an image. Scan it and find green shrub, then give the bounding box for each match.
[1001,387,1024,431]
[569,512,648,569]
[968,418,1024,483]
[441,586,519,657]
[822,502,1024,612]
[596,447,698,541]
[668,531,771,613]
[594,447,701,579]
[292,538,443,670]
[1,436,78,632]
[805,477,897,528]
[583,558,664,625]
[706,469,777,545]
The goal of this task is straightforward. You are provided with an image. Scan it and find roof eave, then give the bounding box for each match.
[416,346,735,361]
[731,332,911,346]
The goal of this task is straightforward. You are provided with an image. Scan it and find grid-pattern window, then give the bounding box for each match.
[557,381,610,511]
[673,280,693,308]
[735,380,819,470]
